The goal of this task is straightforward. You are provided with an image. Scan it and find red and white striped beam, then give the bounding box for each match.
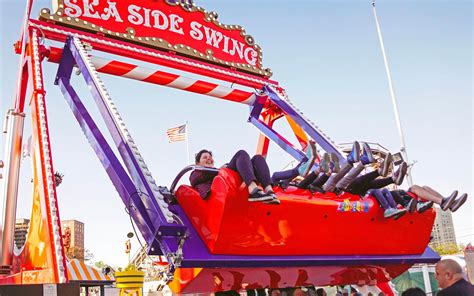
[46,46,257,105]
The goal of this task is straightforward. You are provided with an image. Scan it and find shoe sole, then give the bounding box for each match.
[330,153,340,173]
[441,192,457,211]
[348,141,360,164]
[407,198,418,213]
[450,194,467,212]
[263,198,281,205]
[417,202,434,214]
[395,162,408,185]
[393,210,407,220]
[248,195,274,202]
[361,142,375,165]
[379,153,393,177]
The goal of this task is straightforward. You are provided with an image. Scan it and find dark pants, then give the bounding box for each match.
[297,172,329,189]
[271,167,299,184]
[347,170,393,195]
[391,190,412,207]
[227,150,272,187]
[369,188,397,209]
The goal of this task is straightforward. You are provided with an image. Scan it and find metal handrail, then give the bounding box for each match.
[169,165,219,194]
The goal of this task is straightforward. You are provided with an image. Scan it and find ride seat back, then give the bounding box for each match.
[175,168,246,251]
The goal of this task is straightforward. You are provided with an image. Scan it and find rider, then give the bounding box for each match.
[190,149,280,204]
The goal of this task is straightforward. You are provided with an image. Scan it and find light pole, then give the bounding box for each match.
[371,0,413,186]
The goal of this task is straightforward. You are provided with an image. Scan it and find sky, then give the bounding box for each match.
[0,0,472,268]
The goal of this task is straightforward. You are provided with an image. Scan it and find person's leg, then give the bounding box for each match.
[421,185,458,210]
[381,188,407,219]
[390,190,410,207]
[409,185,457,211]
[367,189,390,210]
[408,185,442,204]
[312,173,330,187]
[297,171,318,188]
[322,163,352,191]
[251,155,272,188]
[322,141,360,191]
[227,150,257,187]
[421,185,445,199]
[272,167,299,184]
[335,163,365,190]
[366,176,394,190]
[381,188,397,208]
[345,170,379,195]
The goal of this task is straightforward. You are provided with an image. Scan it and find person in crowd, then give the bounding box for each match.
[435,259,474,295]
[315,288,327,296]
[190,149,280,204]
[401,287,426,296]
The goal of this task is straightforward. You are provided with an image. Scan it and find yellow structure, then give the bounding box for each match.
[115,266,145,296]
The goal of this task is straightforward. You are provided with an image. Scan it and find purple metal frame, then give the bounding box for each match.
[249,85,348,165]
[55,38,185,260]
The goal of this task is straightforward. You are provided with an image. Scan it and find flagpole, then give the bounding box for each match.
[186,121,190,164]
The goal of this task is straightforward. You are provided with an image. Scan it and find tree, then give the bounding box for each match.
[433,243,463,255]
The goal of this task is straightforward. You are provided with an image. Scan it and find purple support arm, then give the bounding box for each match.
[55,38,186,268]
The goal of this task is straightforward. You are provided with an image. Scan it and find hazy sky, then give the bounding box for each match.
[0,0,472,268]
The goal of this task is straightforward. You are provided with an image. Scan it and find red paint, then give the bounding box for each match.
[175,168,435,256]
[170,264,411,294]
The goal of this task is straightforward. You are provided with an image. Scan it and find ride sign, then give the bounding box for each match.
[40,0,272,77]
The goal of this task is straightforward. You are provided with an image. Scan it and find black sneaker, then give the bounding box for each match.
[263,196,281,205]
[392,162,408,185]
[378,153,393,177]
[417,201,434,213]
[406,198,418,213]
[450,193,468,212]
[248,188,273,202]
[441,191,457,211]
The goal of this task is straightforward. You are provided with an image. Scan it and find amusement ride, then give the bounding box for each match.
[0,0,443,294]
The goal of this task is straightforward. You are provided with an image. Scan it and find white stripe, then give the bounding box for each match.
[166,76,196,89]
[75,261,88,280]
[67,263,80,280]
[206,85,234,98]
[122,67,155,81]
[90,57,111,71]
[241,93,257,105]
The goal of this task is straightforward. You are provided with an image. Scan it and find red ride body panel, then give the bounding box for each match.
[175,168,435,256]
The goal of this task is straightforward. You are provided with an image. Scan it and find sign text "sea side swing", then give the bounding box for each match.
[42,0,270,76]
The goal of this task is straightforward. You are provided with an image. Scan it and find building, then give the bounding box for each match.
[429,207,457,249]
[14,218,30,249]
[465,243,474,284]
[61,220,85,260]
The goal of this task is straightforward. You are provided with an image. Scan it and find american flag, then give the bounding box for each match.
[166,124,187,143]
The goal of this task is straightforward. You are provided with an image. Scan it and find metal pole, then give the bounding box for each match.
[0,110,25,266]
[422,264,433,294]
[371,1,413,186]
[185,121,190,164]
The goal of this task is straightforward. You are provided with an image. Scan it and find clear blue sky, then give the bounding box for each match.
[1,0,472,267]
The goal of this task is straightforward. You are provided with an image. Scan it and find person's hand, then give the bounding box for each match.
[220,163,228,169]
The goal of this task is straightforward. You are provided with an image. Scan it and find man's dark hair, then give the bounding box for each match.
[401,287,426,296]
[195,149,212,164]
